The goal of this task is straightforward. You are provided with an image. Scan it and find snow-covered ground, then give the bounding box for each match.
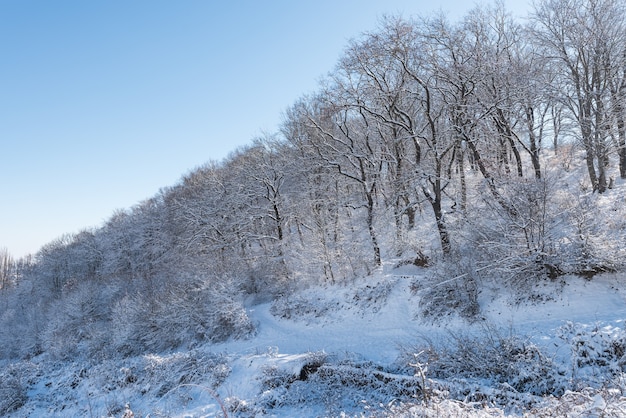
[5,262,626,417]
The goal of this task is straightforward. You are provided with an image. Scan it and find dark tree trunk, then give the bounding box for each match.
[366,192,381,266]
[430,198,451,255]
[526,106,542,179]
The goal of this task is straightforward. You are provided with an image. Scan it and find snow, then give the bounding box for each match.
[5,262,626,417]
[482,274,626,332]
[218,271,429,364]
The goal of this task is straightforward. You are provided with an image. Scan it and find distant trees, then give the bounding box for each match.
[0,248,14,290]
[165,160,237,270]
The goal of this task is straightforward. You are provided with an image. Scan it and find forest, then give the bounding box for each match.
[3,0,626,415]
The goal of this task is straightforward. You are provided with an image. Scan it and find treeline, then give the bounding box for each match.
[1,0,626,360]
[0,248,30,291]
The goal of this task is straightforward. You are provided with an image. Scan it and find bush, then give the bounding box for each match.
[41,280,116,360]
[413,264,480,321]
[111,276,255,356]
[270,278,397,323]
[398,326,565,411]
[270,294,338,321]
[351,278,396,314]
[258,353,422,416]
[461,176,626,290]
[0,363,29,415]
[557,321,626,387]
[142,350,231,399]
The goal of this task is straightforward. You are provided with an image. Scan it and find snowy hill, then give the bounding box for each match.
[5,263,626,417]
[5,2,626,415]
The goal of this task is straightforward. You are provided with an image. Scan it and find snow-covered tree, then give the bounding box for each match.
[530,0,626,191]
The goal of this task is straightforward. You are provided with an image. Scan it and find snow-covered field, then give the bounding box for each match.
[5,262,626,417]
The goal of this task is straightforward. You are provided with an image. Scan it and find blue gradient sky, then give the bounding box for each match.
[1,0,531,258]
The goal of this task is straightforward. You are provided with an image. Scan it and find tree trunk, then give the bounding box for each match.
[431,198,451,255]
[493,109,523,177]
[581,112,600,192]
[584,147,599,192]
[366,192,381,266]
[612,89,626,178]
[465,139,517,217]
[508,135,524,178]
[552,105,562,154]
[458,145,467,214]
[423,182,450,256]
[526,106,542,179]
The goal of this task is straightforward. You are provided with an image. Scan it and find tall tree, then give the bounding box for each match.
[531,0,626,192]
[294,89,385,266]
[337,18,423,252]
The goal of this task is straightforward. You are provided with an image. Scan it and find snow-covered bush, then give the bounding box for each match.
[381,398,509,417]
[351,278,396,314]
[456,172,626,295]
[414,263,480,321]
[461,176,567,288]
[270,278,397,322]
[527,387,626,417]
[270,294,340,321]
[557,321,626,388]
[0,349,231,417]
[399,327,565,410]
[141,350,231,399]
[258,353,421,416]
[111,276,254,356]
[41,280,117,360]
[557,194,624,278]
[0,286,44,359]
[381,387,626,417]
[0,363,28,415]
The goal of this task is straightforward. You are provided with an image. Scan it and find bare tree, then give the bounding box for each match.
[283,105,348,281]
[225,135,299,279]
[325,16,459,256]
[607,30,626,179]
[339,20,423,251]
[0,248,14,290]
[531,0,626,192]
[292,87,386,266]
[166,160,240,268]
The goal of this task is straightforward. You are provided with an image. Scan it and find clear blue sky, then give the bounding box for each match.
[1,0,531,258]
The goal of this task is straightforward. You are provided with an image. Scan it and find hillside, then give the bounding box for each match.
[4,2,626,416]
[4,261,626,417]
[2,156,626,416]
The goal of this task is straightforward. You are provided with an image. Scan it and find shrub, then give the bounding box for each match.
[258,353,421,416]
[41,280,116,360]
[414,264,480,321]
[0,363,28,415]
[398,326,565,412]
[557,321,626,387]
[111,277,255,356]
